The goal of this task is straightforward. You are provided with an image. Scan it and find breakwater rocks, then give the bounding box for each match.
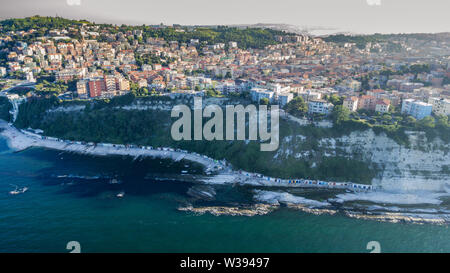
[177,204,276,217]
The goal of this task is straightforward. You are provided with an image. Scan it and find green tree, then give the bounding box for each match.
[327,94,343,106]
[331,105,350,125]
[259,98,269,105]
[417,116,435,129]
[285,96,307,117]
[0,97,12,122]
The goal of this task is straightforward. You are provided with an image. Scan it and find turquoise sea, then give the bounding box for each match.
[0,137,449,253]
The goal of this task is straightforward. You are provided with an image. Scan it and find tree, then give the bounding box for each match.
[417,116,435,129]
[285,96,307,117]
[331,105,350,125]
[328,94,343,106]
[436,115,449,128]
[360,75,370,91]
[259,98,269,105]
[0,97,12,122]
[404,115,417,126]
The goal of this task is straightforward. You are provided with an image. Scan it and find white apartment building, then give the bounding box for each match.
[308,99,334,115]
[278,92,294,107]
[428,97,450,116]
[250,87,275,103]
[343,96,359,112]
[0,67,6,77]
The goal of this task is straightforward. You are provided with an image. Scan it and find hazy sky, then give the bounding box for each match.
[0,0,449,34]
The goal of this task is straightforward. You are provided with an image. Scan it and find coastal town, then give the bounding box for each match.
[1,0,450,255]
[0,16,449,124]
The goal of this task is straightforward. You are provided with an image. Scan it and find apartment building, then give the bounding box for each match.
[375,99,391,113]
[401,99,432,120]
[278,92,294,107]
[428,97,450,116]
[250,87,275,103]
[343,96,359,112]
[308,99,334,115]
[358,95,376,111]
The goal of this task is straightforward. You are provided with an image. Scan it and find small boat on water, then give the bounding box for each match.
[116,191,125,198]
[109,178,122,184]
[9,185,28,195]
[181,170,188,174]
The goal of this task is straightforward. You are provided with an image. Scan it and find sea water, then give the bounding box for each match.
[0,137,449,253]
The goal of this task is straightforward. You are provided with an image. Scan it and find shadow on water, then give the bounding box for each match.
[25,148,207,199]
[2,144,261,207]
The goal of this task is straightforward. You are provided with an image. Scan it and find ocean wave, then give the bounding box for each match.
[53,174,105,180]
[331,191,447,205]
[253,190,331,207]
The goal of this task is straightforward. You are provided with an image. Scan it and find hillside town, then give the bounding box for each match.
[1,17,450,122]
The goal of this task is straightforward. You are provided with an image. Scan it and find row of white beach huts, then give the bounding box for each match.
[238,170,375,192]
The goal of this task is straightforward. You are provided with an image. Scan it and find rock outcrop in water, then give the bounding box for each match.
[178,204,276,216]
[186,185,217,201]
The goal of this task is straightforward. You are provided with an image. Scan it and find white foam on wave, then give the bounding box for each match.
[375,177,450,193]
[253,190,331,207]
[201,174,238,185]
[332,191,447,205]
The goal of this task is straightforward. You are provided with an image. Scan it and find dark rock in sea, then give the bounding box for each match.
[187,185,216,201]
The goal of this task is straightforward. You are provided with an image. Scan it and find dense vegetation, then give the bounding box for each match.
[14,95,378,183]
[0,16,90,31]
[120,25,291,49]
[329,105,450,145]
[13,94,450,183]
[0,16,291,49]
[323,34,387,49]
[0,96,12,122]
[322,33,448,51]
[284,96,308,116]
[323,33,449,49]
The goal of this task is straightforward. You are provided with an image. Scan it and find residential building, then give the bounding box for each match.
[88,78,106,98]
[278,92,293,107]
[358,95,376,111]
[308,99,334,115]
[298,90,321,102]
[375,99,391,113]
[428,97,450,116]
[343,96,358,112]
[401,99,432,119]
[116,76,130,91]
[250,87,274,103]
[104,75,117,92]
[76,80,88,98]
[0,67,6,77]
[55,68,86,82]
[399,82,424,92]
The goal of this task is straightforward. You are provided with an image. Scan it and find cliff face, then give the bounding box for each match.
[15,98,450,190]
[277,130,450,192]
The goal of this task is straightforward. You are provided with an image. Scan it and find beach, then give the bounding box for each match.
[0,119,374,192]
